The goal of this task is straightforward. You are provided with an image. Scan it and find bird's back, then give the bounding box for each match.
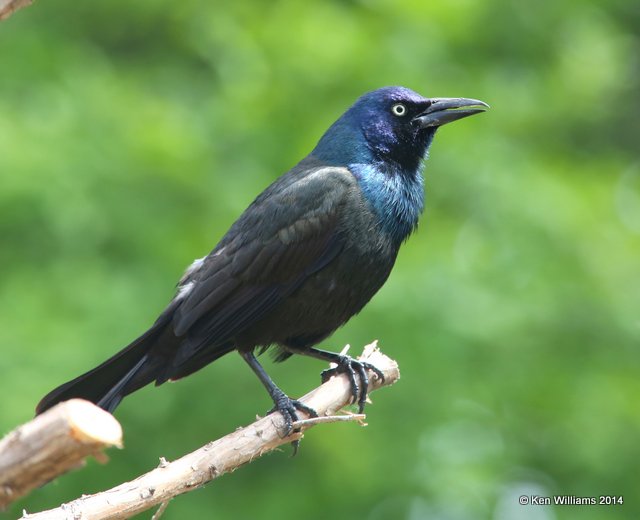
[172,156,401,363]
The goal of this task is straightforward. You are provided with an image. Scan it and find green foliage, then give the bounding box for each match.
[1,1,638,518]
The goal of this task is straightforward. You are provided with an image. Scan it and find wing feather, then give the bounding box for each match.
[168,166,356,372]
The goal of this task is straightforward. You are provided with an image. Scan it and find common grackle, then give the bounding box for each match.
[37,87,488,432]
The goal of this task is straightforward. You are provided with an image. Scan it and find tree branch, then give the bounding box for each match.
[0,0,33,21]
[22,342,399,520]
[0,400,123,509]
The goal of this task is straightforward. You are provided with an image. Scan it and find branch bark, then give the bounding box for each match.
[22,342,399,520]
[0,0,33,20]
[0,400,123,509]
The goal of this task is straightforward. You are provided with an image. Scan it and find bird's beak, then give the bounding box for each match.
[413,97,489,128]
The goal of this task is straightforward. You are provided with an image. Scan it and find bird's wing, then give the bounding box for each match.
[169,165,356,366]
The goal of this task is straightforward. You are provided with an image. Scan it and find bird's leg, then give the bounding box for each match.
[239,351,317,436]
[284,346,385,413]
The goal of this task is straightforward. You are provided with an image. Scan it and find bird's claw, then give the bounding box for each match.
[269,393,318,437]
[320,356,385,413]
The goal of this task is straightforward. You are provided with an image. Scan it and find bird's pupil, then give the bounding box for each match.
[393,104,406,116]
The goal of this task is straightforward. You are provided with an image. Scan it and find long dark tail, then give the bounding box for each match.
[36,316,172,415]
[35,294,193,415]
[36,303,237,416]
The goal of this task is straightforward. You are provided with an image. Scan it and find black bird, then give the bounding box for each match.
[37,87,488,431]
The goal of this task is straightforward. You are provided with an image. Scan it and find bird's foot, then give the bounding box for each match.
[269,391,318,437]
[320,356,385,413]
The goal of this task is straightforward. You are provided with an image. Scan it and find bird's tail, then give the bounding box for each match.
[36,311,177,415]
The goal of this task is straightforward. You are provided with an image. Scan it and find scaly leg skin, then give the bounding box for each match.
[320,355,385,412]
[269,388,318,436]
[284,346,385,413]
[240,350,318,437]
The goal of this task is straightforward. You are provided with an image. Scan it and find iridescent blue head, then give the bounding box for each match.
[311,86,488,244]
[312,86,488,174]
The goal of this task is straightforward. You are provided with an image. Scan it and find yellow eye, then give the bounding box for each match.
[391,103,407,117]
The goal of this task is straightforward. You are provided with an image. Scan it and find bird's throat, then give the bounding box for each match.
[349,162,425,245]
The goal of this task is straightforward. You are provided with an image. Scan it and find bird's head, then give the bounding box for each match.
[312,86,488,174]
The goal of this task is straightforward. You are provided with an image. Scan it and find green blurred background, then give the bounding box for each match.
[1,0,639,519]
